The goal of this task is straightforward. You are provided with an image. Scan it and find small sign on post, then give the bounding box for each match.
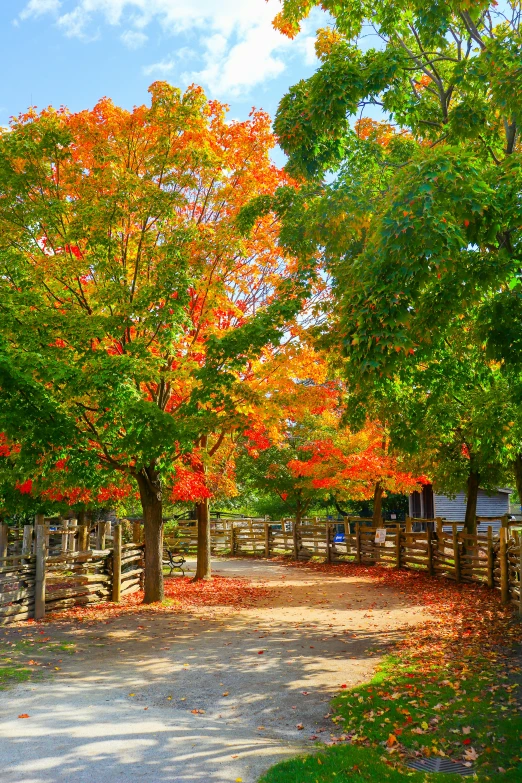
[375,528,387,545]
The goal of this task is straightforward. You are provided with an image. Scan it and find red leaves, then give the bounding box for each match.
[46,576,270,623]
[15,479,33,495]
[243,424,272,455]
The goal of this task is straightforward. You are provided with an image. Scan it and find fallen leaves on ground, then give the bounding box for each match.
[43,576,270,624]
[286,560,522,775]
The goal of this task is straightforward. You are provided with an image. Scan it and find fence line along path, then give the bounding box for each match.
[157,514,522,613]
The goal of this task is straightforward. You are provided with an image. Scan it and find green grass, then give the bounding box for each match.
[0,662,33,688]
[259,653,522,783]
[259,745,464,783]
[0,637,76,689]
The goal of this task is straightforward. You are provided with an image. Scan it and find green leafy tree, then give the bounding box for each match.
[266,1,522,525]
[271,1,522,373]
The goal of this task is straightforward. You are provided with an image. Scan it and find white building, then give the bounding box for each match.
[409,483,511,523]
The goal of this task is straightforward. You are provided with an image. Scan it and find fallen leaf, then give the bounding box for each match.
[18,714,30,719]
[296,723,304,730]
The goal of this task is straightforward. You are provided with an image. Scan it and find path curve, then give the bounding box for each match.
[0,558,433,783]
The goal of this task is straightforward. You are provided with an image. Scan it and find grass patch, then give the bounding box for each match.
[260,652,521,783]
[0,636,76,689]
[259,744,464,783]
[0,662,33,688]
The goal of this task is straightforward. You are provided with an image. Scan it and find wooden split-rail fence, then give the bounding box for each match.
[153,515,522,613]
[0,516,144,625]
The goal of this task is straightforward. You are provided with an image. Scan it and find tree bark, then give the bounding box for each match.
[372,482,383,526]
[136,466,164,603]
[333,498,349,517]
[512,454,522,506]
[464,470,480,535]
[194,497,211,581]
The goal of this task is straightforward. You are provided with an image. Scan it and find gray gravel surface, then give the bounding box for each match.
[0,558,431,783]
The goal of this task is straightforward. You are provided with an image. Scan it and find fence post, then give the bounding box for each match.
[112,524,122,603]
[292,519,299,561]
[0,522,8,559]
[61,519,69,552]
[395,523,401,568]
[97,520,106,550]
[69,518,77,551]
[231,525,237,555]
[486,526,494,589]
[500,527,509,605]
[355,522,361,565]
[405,515,412,534]
[264,522,270,558]
[22,525,33,557]
[132,521,142,545]
[35,515,46,620]
[452,524,461,583]
[326,524,332,564]
[436,517,444,554]
[426,530,434,576]
[518,534,522,617]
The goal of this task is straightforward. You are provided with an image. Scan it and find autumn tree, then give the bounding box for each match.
[237,346,423,523]
[0,83,311,601]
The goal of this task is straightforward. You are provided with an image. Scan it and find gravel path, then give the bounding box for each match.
[0,559,433,783]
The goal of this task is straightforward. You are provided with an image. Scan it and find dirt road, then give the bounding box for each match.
[0,559,433,783]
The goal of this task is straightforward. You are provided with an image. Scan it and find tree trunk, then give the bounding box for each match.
[333,498,349,517]
[512,454,522,506]
[295,495,302,527]
[136,467,164,603]
[372,482,383,526]
[464,470,480,535]
[194,497,211,581]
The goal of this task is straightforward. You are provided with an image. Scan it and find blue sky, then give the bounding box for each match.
[3,0,325,156]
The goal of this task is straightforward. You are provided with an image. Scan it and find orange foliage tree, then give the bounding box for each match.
[0,83,313,600]
[239,351,424,523]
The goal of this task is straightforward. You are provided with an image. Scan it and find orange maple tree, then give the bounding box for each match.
[0,82,312,599]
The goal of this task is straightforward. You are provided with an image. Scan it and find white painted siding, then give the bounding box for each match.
[434,490,509,522]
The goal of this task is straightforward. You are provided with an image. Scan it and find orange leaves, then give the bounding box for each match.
[286,419,423,500]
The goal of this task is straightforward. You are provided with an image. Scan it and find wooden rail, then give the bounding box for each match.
[1,522,144,624]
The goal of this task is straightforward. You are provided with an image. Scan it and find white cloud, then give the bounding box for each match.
[20,0,61,20]
[297,34,319,67]
[121,29,148,48]
[19,0,323,97]
[143,57,175,77]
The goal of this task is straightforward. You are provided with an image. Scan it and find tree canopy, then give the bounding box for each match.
[0,82,313,599]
